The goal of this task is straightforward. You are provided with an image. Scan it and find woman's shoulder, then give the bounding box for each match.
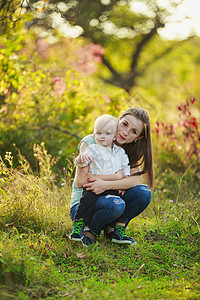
[78,134,96,150]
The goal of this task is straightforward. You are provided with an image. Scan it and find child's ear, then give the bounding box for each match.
[93,132,95,138]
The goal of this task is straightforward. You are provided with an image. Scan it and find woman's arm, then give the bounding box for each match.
[83,167,143,194]
[75,164,90,188]
[76,166,125,188]
[75,141,90,188]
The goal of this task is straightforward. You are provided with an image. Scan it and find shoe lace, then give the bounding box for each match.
[73,219,84,234]
[116,225,127,237]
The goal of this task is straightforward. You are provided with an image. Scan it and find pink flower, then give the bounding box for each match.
[89,43,105,57]
[53,77,63,84]
[36,39,49,58]
[53,77,65,96]
[105,94,111,103]
[71,43,105,75]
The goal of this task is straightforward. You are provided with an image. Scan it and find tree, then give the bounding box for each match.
[0,0,26,35]
[0,24,129,171]
[22,0,186,92]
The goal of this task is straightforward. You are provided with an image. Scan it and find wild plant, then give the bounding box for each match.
[153,98,199,235]
[155,97,199,159]
[0,143,71,233]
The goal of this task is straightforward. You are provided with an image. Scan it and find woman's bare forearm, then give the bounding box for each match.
[106,166,143,189]
[105,175,143,190]
[75,165,89,188]
[75,141,90,188]
[83,175,143,194]
[76,170,123,187]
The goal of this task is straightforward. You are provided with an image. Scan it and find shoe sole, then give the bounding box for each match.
[131,241,137,245]
[81,238,96,247]
[81,241,88,247]
[69,236,82,241]
[111,238,132,244]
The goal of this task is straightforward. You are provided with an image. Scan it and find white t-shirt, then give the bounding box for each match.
[75,143,130,176]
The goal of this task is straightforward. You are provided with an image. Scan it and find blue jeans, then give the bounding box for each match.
[70,184,151,236]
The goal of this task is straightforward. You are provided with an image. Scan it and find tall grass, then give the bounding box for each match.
[0,144,72,234]
[0,144,199,299]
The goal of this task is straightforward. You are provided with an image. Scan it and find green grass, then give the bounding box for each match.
[0,148,199,299]
[0,206,199,299]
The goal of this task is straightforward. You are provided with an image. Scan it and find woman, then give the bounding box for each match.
[70,107,154,246]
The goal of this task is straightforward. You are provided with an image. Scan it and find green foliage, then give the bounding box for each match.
[0,25,130,173]
[0,0,23,35]
[1,13,200,178]
[22,0,184,92]
[135,36,200,111]
[0,5,200,299]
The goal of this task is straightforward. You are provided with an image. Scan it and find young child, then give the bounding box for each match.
[69,114,130,245]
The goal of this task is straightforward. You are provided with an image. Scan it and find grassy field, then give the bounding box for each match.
[0,149,199,299]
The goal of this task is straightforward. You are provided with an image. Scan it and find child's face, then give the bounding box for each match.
[94,122,116,148]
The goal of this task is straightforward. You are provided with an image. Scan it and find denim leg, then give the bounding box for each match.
[70,195,125,236]
[89,195,125,236]
[122,185,151,225]
[70,185,151,235]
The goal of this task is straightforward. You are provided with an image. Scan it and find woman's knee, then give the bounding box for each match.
[138,185,151,205]
[125,185,151,206]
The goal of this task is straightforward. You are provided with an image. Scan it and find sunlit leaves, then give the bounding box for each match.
[0,23,128,171]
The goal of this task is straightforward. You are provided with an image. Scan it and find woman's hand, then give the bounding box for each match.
[83,178,108,194]
[118,189,125,196]
[87,174,97,180]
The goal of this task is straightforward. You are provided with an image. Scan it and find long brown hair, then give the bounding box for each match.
[119,108,154,189]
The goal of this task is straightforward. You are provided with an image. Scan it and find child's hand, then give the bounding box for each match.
[115,170,124,180]
[80,154,93,165]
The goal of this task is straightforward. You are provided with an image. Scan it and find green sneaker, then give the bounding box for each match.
[112,225,137,245]
[69,218,85,241]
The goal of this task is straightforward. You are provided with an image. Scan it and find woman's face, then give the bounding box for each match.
[116,114,144,145]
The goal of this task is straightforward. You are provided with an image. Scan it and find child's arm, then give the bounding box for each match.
[121,151,131,177]
[75,153,93,167]
[88,169,124,181]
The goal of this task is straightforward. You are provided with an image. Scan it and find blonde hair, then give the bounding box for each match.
[94,114,117,133]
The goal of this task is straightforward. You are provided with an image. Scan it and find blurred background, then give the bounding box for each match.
[0,0,199,193]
